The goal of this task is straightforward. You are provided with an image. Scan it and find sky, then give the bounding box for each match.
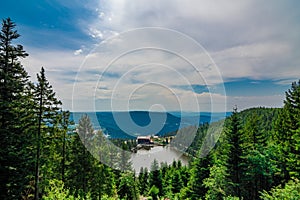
[1,0,300,112]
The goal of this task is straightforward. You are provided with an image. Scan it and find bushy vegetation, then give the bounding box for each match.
[260,179,300,200]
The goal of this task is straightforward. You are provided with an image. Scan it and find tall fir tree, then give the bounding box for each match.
[283,80,300,178]
[171,169,184,194]
[241,113,268,200]
[89,129,117,199]
[149,159,164,197]
[58,110,71,183]
[180,123,212,200]
[138,167,149,196]
[187,153,212,199]
[226,107,243,198]
[33,67,62,200]
[275,80,300,181]
[118,172,139,200]
[0,17,34,199]
[119,142,132,171]
[67,114,96,198]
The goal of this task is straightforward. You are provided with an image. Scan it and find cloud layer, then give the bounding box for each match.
[14,0,300,111]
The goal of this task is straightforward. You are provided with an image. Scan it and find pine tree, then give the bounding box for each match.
[33,67,62,200]
[89,130,117,199]
[138,167,149,196]
[237,108,279,199]
[283,80,300,178]
[67,114,96,197]
[226,107,243,198]
[78,114,94,195]
[275,80,300,181]
[180,124,212,200]
[118,172,139,200]
[119,142,132,171]
[274,108,291,183]
[171,170,183,194]
[0,17,34,199]
[188,154,212,199]
[59,110,71,183]
[94,164,117,199]
[149,159,164,196]
[203,160,229,200]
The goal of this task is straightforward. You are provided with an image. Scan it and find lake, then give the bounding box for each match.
[130,145,190,173]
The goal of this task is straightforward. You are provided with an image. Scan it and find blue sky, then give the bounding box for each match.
[0,0,95,49]
[1,0,300,112]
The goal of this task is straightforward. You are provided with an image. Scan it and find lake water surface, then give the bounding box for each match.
[130,145,190,173]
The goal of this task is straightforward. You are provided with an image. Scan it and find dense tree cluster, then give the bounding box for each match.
[0,18,133,200]
[1,18,300,199]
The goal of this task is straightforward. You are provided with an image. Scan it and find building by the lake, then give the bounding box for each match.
[136,136,153,145]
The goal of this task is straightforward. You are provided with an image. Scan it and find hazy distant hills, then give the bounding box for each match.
[70,111,231,139]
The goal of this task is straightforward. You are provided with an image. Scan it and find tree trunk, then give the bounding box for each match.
[34,85,43,200]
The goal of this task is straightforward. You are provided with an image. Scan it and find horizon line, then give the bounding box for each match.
[69,110,232,113]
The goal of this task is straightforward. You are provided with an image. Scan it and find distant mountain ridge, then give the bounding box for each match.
[70,111,231,139]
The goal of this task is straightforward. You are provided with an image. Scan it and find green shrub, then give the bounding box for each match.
[260,179,300,200]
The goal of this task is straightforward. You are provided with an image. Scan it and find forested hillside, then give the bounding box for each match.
[1,18,299,200]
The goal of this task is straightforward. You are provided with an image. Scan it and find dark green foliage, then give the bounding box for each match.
[59,111,71,183]
[90,161,117,199]
[0,17,34,200]
[171,170,183,194]
[186,123,209,157]
[138,167,149,196]
[179,123,213,200]
[149,159,164,196]
[33,67,62,200]
[203,118,231,199]
[187,153,212,199]
[148,185,159,200]
[203,160,229,200]
[275,80,300,181]
[230,108,281,200]
[179,165,190,187]
[119,142,132,171]
[67,114,94,196]
[240,112,273,199]
[226,108,243,198]
[260,178,300,200]
[118,172,139,200]
[201,107,286,200]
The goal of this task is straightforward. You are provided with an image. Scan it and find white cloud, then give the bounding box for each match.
[21,0,300,111]
[212,41,299,80]
[22,47,86,110]
[74,49,83,55]
[97,10,105,19]
[228,95,285,111]
[80,0,299,89]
